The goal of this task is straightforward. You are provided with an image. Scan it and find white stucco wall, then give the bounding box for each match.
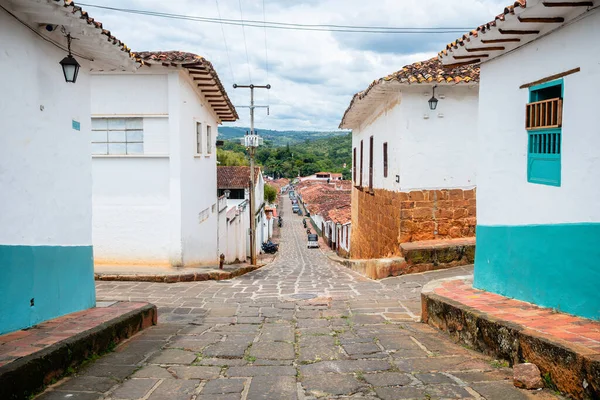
[91,69,220,266]
[477,10,600,226]
[178,72,219,265]
[351,86,478,192]
[0,10,92,246]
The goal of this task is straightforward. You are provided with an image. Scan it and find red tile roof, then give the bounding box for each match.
[340,57,479,129]
[297,181,351,224]
[440,0,528,60]
[134,51,238,123]
[438,0,595,66]
[217,166,260,189]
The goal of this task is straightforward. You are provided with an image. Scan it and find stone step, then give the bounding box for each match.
[400,237,475,267]
[0,302,156,400]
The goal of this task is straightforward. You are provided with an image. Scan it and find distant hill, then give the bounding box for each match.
[218,126,349,147]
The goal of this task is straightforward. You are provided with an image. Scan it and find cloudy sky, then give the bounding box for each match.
[85,0,506,131]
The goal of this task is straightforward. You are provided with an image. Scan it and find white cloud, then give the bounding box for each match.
[86,0,507,130]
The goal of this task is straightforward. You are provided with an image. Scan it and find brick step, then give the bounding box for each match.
[0,302,156,400]
[421,277,600,399]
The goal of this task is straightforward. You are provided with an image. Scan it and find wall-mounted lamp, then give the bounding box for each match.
[428,85,439,111]
[59,33,80,83]
[224,189,231,199]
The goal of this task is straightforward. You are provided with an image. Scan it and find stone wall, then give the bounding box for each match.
[350,187,476,259]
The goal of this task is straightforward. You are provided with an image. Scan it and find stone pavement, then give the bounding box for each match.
[36,199,561,400]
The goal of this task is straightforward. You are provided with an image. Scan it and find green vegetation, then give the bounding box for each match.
[264,184,277,203]
[217,133,352,179]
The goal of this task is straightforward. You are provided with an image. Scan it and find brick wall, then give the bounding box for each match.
[350,187,476,259]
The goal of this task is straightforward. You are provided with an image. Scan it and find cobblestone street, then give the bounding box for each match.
[38,200,559,400]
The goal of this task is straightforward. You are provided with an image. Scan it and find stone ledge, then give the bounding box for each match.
[421,276,600,399]
[401,237,475,267]
[328,237,475,280]
[0,302,156,400]
[95,264,265,283]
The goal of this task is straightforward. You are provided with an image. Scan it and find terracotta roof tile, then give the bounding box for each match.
[217,166,260,189]
[297,182,351,224]
[340,57,479,128]
[134,51,238,122]
[50,1,139,64]
[439,1,527,60]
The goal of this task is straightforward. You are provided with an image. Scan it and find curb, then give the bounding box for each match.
[421,276,600,399]
[0,304,157,400]
[95,264,265,283]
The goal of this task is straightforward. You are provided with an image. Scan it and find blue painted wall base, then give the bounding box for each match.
[474,224,600,320]
[0,245,95,335]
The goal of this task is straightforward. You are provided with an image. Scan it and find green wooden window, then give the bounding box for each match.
[527,79,563,187]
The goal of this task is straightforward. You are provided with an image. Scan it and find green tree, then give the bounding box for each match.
[217,149,248,166]
[264,184,277,203]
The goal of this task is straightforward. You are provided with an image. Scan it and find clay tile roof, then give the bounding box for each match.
[25,1,140,66]
[297,182,351,223]
[339,57,479,129]
[134,51,238,123]
[217,166,260,189]
[439,0,527,62]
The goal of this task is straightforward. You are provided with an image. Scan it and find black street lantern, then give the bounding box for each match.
[428,85,439,111]
[59,33,80,83]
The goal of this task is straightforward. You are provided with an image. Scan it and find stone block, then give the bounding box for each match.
[408,191,425,201]
[513,363,543,389]
[448,189,464,200]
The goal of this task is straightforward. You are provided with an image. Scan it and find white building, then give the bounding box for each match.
[440,0,599,320]
[339,58,479,260]
[0,0,138,334]
[217,197,249,264]
[90,51,238,268]
[217,166,268,256]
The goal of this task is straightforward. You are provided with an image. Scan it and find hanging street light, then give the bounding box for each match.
[59,33,80,83]
[428,85,439,111]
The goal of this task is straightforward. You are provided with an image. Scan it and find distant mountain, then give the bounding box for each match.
[218,126,349,146]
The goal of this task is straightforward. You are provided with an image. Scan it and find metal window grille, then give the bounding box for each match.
[369,136,374,191]
[353,147,357,184]
[92,118,143,155]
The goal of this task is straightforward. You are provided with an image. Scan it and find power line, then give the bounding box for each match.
[215,0,235,83]
[237,0,252,83]
[77,3,472,34]
[262,0,270,103]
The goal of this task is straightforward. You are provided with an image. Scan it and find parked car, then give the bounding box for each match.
[292,205,300,213]
[307,234,319,248]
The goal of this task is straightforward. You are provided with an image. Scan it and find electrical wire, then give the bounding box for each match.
[215,0,235,83]
[76,3,472,34]
[237,0,252,83]
[262,0,270,103]
[0,4,94,61]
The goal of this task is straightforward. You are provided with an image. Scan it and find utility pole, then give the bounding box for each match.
[234,84,271,266]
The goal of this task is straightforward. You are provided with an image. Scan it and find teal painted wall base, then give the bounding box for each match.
[474,224,600,320]
[0,245,95,335]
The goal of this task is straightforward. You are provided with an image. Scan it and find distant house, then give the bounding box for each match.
[300,172,343,182]
[217,166,269,254]
[440,0,600,319]
[297,181,352,256]
[339,58,479,259]
[90,51,238,267]
[0,1,138,334]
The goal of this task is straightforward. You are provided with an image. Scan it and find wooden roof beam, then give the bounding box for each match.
[193,77,214,81]
[499,29,540,35]
[444,59,481,68]
[465,46,505,52]
[518,16,565,23]
[453,54,489,59]
[481,38,521,43]
[543,1,593,6]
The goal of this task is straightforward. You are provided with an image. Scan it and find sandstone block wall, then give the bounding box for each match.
[350,187,476,259]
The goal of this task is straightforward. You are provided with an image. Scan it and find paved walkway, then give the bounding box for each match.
[37,199,560,400]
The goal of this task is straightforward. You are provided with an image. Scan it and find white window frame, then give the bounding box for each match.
[206,125,212,155]
[196,121,203,155]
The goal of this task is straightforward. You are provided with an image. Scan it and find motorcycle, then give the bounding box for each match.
[302,220,307,228]
[262,241,279,254]
[278,217,283,227]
